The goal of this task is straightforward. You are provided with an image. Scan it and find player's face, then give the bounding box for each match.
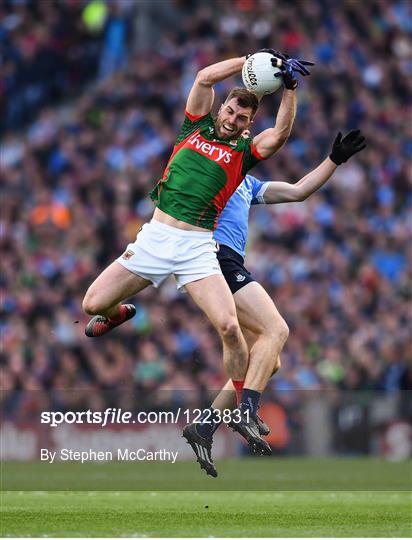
[215,99,253,140]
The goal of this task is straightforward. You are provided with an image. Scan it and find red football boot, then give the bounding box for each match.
[85,304,136,337]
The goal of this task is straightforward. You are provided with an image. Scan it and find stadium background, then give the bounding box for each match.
[1,0,411,469]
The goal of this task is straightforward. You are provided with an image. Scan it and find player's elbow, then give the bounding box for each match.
[268,129,290,154]
[276,132,289,147]
[294,190,307,202]
[274,123,292,144]
[195,68,213,87]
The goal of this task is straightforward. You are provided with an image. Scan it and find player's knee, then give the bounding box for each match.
[219,317,241,344]
[82,290,103,316]
[277,319,289,346]
[273,355,281,374]
[263,317,289,348]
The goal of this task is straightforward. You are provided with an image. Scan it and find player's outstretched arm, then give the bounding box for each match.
[262,157,336,203]
[262,129,367,203]
[186,56,246,117]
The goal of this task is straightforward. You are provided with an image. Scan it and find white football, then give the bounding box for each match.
[242,52,283,96]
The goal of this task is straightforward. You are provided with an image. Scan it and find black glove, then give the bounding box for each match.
[329,130,367,165]
[275,63,298,90]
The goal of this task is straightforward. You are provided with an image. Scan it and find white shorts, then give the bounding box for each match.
[116,219,222,290]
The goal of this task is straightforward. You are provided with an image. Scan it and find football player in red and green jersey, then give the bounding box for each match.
[149,88,270,231]
[83,50,300,470]
[148,49,315,232]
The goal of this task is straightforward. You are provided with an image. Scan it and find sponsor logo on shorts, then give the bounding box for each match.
[235,272,246,282]
[122,250,135,260]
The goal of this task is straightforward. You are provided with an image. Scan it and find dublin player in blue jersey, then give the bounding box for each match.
[184,129,366,476]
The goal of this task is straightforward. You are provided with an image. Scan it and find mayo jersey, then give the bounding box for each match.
[214,175,268,258]
[149,111,265,230]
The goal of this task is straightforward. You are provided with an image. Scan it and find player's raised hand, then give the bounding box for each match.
[264,53,314,76]
[274,63,298,90]
[255,49,314,76]
[285,57,315,76]
[329,130,367,165]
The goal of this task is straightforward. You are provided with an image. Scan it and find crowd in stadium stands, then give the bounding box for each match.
[0,0,133,133]
[1,0,411,421]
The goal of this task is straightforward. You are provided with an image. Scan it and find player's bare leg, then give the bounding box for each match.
[185,274,248,381]
[191,282,287,404]
[183,273,248,476]
[215,362,281,404]
[206,282,288,451]
[82,261,151,336]
[213,349,281,435]
[185,276,273,455]
[224,282,287,428]
[234,281,288,391]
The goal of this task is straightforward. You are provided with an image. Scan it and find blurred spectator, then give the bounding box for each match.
[0,0,136,133]
[134,339,168,392]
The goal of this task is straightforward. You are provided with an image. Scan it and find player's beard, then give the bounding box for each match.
[214,117,242,140]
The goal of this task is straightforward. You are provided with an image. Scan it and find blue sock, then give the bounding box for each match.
[195,408,222,438]
[239,388,261,416]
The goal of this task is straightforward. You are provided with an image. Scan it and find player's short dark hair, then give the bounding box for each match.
[224,88,259,117]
